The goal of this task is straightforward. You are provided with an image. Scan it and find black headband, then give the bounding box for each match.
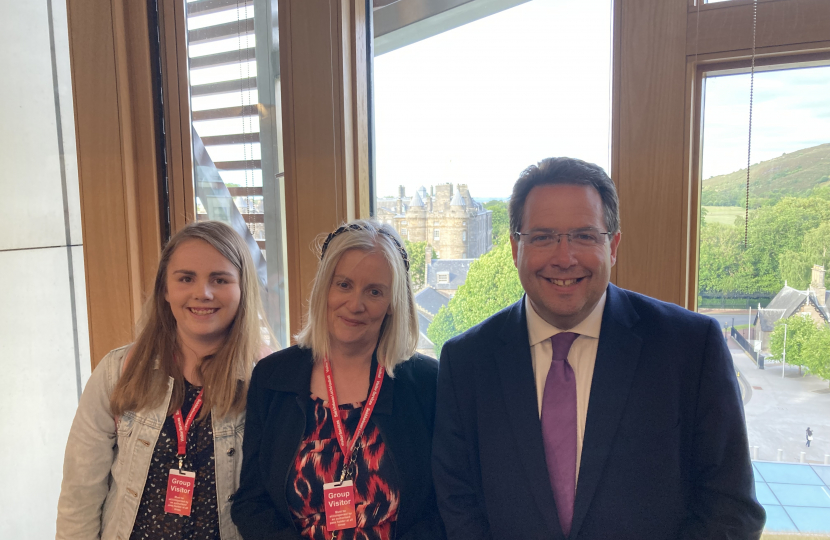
[320,223,410,271]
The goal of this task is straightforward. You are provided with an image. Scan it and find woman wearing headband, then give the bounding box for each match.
[232,219,445,539]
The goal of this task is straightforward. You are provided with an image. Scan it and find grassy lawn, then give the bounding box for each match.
[703,205,744,226]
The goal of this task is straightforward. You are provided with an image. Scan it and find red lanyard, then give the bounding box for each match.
[172,388,204,466]
[323,357,384,465]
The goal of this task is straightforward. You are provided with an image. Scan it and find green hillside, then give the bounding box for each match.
[702,143,830,206]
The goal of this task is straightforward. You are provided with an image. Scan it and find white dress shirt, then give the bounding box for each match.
[525,292,607,479]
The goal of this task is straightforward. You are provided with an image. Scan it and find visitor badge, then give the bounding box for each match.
[323,480,356,531]
[164,470,196,516]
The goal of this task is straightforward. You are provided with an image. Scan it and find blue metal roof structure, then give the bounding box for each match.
[754,461,830,533]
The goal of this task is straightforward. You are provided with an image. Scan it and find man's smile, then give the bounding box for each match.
[543,276,587,287]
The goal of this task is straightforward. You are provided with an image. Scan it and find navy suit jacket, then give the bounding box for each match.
[432,284,765,540]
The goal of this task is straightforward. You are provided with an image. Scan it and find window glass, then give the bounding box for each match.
[374,0,613,356]
[698,64,830,535]
[184,0,288,347]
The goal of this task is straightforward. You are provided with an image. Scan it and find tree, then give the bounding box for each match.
[484,200,509,245]
[427,305,457,355]
[779,250,815,290]
[698,222,747,295]
[778,220,830,290]
[404,239,428,291]
[800,222,830,274]
[801,327,830,383]
[743,196,830,294]
[698,195,830,297]
[448,241,523,332]
[427,240,523,352]
[769,315,820,372]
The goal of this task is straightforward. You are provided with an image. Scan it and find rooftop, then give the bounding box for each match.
[426,259,473,291]
[753,460,830,534]
[417,312,435,351]
[755,285,830,330]
[415,286,450,317]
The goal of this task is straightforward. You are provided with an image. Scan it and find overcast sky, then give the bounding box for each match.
[373,1,830,198]
[702,66,830,180]
[373,0,613,199]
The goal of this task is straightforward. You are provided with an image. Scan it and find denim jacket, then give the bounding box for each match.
[56,345,245,540]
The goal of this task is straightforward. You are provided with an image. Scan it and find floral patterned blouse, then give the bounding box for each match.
[130,380,220,540]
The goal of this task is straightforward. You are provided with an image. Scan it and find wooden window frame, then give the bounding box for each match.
[681,0,830,309]
[66,0,830,365]
[610,0,830,309]
[133,0,374,346]
[66,0,164,366]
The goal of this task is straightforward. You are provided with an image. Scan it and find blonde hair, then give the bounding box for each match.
[111,221,274,420]
[296,219,418,374]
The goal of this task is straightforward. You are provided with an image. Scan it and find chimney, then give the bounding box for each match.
[398,185,405,199]
[812,265,826,307]
[425,245,432,286]
[396,198,402,215]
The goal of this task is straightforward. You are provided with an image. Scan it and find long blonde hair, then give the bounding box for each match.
[295,219,418,375]
[111,221,272,420]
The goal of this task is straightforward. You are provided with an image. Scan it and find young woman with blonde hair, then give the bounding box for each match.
[232,219,446,540]
[57,221,274,540]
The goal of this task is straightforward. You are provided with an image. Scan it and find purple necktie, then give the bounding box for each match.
[542,332,579,537]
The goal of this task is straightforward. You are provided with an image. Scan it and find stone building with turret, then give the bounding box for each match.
[376,184,492,259]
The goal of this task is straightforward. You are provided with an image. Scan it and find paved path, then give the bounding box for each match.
[729,336,830,464]
[705,310,756,331]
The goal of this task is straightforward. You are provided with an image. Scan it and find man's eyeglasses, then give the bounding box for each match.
[514,228,613,249]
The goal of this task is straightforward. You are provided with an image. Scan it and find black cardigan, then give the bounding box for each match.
[231,345,446,540]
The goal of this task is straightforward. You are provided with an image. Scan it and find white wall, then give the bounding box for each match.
[0,0,90,538]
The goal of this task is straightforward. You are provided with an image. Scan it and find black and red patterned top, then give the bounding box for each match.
[286,395,401,540]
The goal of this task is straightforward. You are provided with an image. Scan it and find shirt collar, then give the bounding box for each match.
[525,291,607,347]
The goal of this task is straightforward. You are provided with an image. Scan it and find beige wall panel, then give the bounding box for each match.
[111,0,164,312]
[351,0,372,219]
[615,0,689,305]
[68,0,163,367]
[609,0,622,286]
[67,0,135,365]
[282,0,346,337]
[687,0,830,57]
[682,62,704,310]
[120,0,163,294]
[159,0,195,233]
[280,0,370,338]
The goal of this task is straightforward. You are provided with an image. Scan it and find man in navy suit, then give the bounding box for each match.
[432,157,765,540]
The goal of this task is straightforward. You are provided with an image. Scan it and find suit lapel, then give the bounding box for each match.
[570,285,642,539]
[494,299,563,538]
